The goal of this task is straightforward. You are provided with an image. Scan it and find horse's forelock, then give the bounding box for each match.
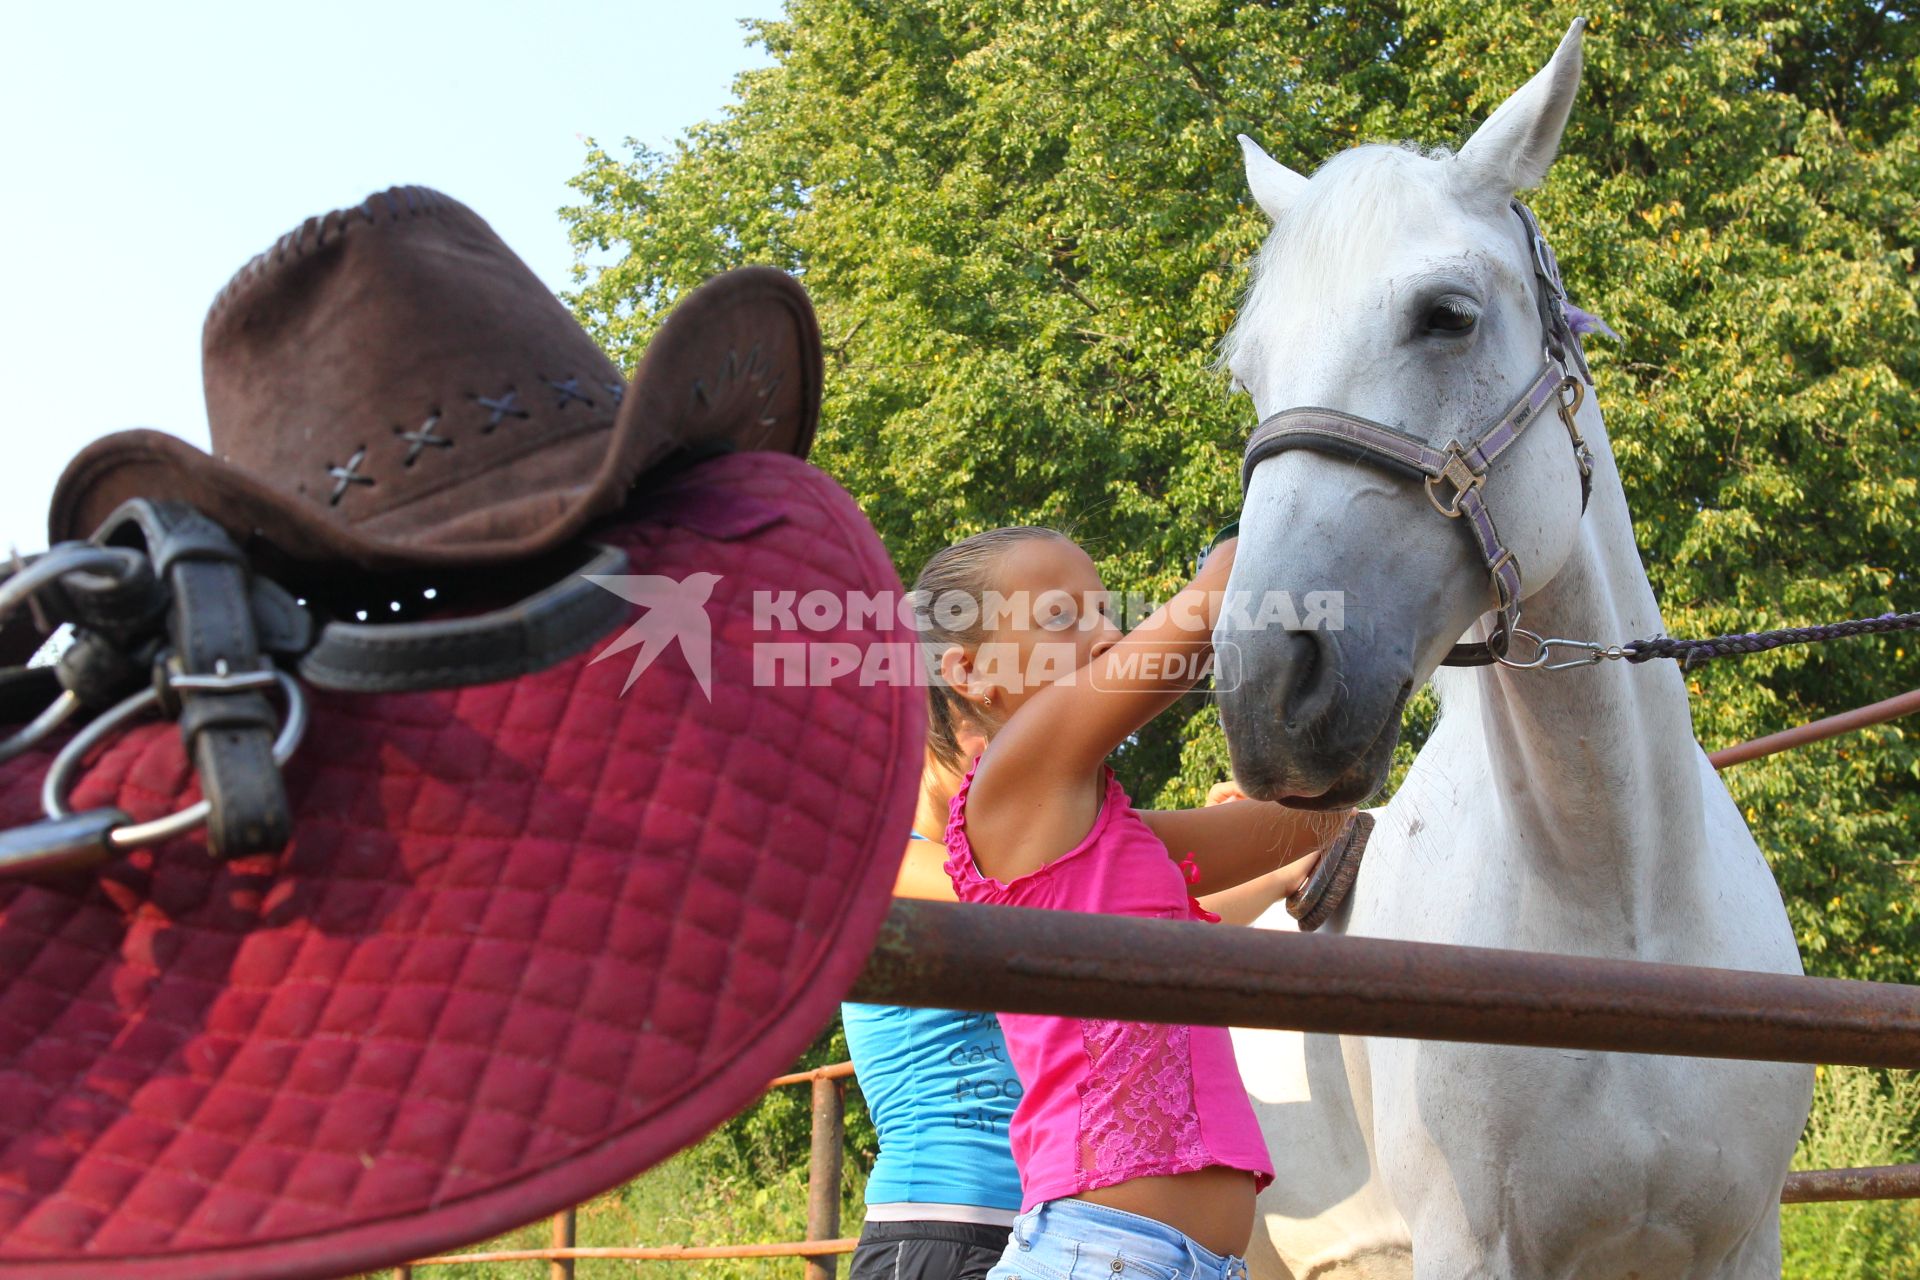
[1221,141,1458,379]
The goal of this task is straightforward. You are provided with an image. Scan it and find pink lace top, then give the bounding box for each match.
[944,762,1275,1211]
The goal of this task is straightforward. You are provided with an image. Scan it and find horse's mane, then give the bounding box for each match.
[1220,141,1458,378]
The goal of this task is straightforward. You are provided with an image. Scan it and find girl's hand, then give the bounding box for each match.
[1196,852,1321,926]
[1206,779,1249,807]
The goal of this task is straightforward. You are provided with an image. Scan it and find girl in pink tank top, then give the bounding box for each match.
[912,527,1351,1274]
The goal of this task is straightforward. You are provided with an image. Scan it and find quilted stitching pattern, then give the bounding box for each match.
[0,453,922,1279]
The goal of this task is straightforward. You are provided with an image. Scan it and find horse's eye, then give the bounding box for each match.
[1426,301,1477,334]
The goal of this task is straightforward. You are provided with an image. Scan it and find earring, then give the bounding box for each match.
[984,695,993,706]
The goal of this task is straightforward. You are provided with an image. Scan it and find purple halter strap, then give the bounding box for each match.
[1239,200,1596,665]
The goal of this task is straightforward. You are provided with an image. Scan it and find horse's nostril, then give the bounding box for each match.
[1280,630,1327,735]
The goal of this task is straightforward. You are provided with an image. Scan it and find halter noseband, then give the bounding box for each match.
[1239,201,1596,666]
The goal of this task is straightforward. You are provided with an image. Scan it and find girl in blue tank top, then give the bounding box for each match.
[842,722,1022,1280]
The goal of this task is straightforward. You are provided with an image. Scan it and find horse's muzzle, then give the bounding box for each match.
[1216,627,1410,807]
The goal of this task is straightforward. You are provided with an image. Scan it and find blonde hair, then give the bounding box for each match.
[912,526,1073,773]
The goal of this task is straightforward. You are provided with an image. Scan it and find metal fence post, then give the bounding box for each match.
[803,1074,846,1280]
[550,1207,576,1280]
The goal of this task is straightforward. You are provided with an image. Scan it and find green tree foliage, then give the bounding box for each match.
[565,1,1918,989]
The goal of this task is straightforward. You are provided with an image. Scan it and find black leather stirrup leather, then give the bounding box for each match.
[93,500,292,856]
[0,499,631,869]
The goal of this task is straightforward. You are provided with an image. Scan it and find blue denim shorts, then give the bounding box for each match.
[985,1199,1251,1280]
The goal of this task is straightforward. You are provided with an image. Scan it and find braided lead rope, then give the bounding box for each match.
[1622,611,1920,669]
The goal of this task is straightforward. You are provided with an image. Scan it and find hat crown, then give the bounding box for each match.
[50,189,823,570]
[199,186,623,546]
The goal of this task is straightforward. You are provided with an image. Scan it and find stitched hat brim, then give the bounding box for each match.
[47,268,821,571]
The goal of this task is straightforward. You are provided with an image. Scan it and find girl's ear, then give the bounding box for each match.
[938,644,978,703]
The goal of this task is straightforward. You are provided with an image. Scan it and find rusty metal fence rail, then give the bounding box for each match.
[1706,687,1920,770]
[852,902,1920,1067]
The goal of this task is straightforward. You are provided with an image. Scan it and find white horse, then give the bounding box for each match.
[1215,21,1813,1279]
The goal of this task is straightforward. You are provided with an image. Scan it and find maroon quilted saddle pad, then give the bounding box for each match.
[0,453,921,1278]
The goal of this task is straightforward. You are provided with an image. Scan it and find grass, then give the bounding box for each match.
[358,1066,1920,1280]
[358,1139,868,1280]
[1781,1066,1920,1280]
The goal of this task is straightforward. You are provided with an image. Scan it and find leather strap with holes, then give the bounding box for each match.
[297,544,630,692]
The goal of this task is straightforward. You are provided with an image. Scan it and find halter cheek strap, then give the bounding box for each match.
[1238,200,1596,666]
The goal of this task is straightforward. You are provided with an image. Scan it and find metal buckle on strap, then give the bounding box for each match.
[1557,376,1586,428]
[1556,377,1596,497]
[39,669,309,855]
[166,659,281,695]
[1424,445,1484,518]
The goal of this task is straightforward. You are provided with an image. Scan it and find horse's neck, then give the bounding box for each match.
[1430,403,1708,925]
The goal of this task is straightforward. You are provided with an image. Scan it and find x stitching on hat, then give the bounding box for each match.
[395,413,452,465]
[544,375,594,409]
[692,344,770,413]
[756,372,783,427]
[326,448,376,504]
[473,389,530,431]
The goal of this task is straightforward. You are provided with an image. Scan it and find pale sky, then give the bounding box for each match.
[2,0,784,554]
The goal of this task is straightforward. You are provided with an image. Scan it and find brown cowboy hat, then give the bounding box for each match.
[47,186,820,570]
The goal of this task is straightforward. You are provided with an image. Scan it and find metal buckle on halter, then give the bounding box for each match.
[1424,444,1484,518]
[1487,548,1516,587]
[1557,376,1586,423]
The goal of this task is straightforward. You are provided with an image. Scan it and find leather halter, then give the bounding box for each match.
[1240,201,1596,666]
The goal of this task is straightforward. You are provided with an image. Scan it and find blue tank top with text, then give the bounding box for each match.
[841,841,1022,1208]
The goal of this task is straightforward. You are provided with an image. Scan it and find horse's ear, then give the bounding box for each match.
[1456,17,1585,194]
[1239,134,1309,222]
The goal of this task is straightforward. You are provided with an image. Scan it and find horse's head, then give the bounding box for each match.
[1217,20,1592,807]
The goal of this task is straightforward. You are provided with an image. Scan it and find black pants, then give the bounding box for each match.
[848,1219,1014,1280]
